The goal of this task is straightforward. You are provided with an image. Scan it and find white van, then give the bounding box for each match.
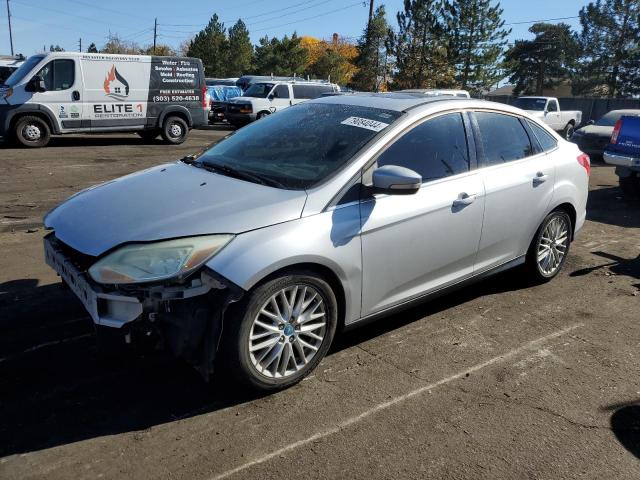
[0,52,208,147]
[225,80,339,127]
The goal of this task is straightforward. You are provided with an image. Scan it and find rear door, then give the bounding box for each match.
[30,57,85,130]
[471,111,556,272]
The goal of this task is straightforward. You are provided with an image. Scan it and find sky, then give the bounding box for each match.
[1,0,592,57]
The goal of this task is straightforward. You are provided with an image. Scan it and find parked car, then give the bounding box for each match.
[43,94,589,391]
[206,84,243,123]
[514,97,582,140]
[225,80,339,127]
[0,54,24,84]
[398,88,471,98]
[604,115,640,198]
[572,109,640,160]
[0,52,208,147]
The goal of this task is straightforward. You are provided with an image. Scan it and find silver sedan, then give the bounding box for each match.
[43,93,590,391]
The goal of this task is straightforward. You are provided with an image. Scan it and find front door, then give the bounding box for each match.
[269,84,291,112]
[30,58,85,130]
[471,111,556,271]
[360,112,485,317]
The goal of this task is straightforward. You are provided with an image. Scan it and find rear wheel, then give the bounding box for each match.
[222,272,338,392]
[14,116,51,148]
[161,116,188,144]
[525,210,572,283]
[562,123,575,140]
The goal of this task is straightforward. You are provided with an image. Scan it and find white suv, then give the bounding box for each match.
[225,80,339,126]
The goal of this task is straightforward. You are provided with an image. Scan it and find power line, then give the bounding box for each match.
[504,15,580,26]
[252,1,365,33]
[248,0,338,27]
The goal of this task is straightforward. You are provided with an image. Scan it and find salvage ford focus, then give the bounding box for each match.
[43,93,589,391]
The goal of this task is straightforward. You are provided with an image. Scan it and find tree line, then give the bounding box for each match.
[82,0,638,98]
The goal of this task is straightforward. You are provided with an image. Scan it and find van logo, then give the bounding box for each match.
[103,65,130,100]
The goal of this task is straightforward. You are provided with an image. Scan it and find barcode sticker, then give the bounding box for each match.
[341,116,389,132]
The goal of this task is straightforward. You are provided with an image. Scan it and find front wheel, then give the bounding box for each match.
[161,116,188,144]
[563,123,575,140]
[525,210,572,283]
[222,272,338,392]
[14,116,51,147]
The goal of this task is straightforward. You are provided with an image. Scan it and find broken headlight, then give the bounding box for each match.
[88,235,234,285]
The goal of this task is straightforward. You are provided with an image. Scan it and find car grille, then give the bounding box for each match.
[46,234,97,272]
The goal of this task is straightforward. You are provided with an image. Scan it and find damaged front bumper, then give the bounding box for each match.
[44,233,244,378]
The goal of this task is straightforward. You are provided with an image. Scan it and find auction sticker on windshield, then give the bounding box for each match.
[341,116,389,132]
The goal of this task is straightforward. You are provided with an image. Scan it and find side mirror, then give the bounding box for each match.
[588,120,595,125]
[26,75,46,92]
[371,165,421,195]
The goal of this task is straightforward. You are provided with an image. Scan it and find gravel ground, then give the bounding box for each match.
[0,131,639,480]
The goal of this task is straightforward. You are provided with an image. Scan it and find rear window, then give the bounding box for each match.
[474,112,534,165]
[292,84,333,99]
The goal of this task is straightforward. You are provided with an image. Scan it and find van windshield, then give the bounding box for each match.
[244,83,274,98]
[197,102,402,190]
[4,55,44,87]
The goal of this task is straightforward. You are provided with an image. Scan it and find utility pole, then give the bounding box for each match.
[153,17,157,55]
[368,0,374,29]
[78,38,82,52]
[6,0,14,56]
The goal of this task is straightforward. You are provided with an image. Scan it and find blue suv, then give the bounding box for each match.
[604,115,640,198]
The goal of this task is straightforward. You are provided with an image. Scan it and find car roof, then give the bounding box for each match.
[310,92,478,112]
[606,109,640,115]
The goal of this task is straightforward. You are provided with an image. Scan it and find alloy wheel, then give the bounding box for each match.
[248,285,327,379]
[537,216,570,276]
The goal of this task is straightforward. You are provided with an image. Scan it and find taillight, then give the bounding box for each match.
[577,153,591,176]
[611,119,623,144]
[201,85,208,109]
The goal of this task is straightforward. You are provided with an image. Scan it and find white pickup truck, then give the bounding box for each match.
[513,97,582,140]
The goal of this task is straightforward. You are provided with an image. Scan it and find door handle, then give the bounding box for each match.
[72,90,80,101]
[533,172,548,184]
[453,192,477,207]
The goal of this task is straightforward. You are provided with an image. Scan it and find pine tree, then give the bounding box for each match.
[254,33,308,76]
[226,20,254,77]
[448,0,510,95]
[505,23,579,96]
[388,0,455,89]
[187,14,229,77]
[351,6,392,91]
[574,0,640,97]
[87,43,98,53]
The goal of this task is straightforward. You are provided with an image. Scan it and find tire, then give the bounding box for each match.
[137,129,159,142]
[563,123,575,140]
[161,116,188,144]
[256,111,270,120]
[525,210,572,283]
[221,271,338,392]
[13,116,51,148]
[619,175,640,200]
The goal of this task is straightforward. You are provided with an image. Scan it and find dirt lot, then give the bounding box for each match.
[1,131,639,480]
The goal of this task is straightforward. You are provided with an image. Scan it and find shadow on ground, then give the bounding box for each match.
[0,267,532,457]
[603,401,640,459]
[586,184,640,229]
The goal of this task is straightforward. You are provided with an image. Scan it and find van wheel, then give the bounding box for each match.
[161,116,188,144]
[525,210,572,283]
[137,130,159,142]
[221,272,338,392]
[256,112,270,120]
[563,123,575,140]
[14,116,51,148]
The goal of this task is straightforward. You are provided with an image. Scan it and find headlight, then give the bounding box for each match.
[88,234,234,284]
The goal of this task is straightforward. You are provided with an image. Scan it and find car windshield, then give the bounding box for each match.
[514,98,547,111]
[197,102,402,190]
[4,55,43,87]
[243,82,274,98]
[595,111,639,127]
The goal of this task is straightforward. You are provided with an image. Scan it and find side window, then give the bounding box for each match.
[528,120,558,152]
[292,85,326,99]
[376,113,470,182]
[474,112,534,166]
[36,59,74,91]
[274,84,290,99]
[547,100,558,112]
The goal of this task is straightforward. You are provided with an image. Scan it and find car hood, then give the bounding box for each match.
[45,162,307,256]
[228,96,262,104]
[574,125,613,137]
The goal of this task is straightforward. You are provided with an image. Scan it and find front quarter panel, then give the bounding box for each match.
[206,204,363,325]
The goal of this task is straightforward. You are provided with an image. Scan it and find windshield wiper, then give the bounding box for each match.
[198,162,286,189]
